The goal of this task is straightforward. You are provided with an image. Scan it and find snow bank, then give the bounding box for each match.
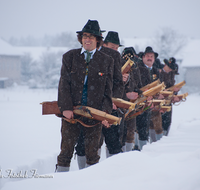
[0,87,200,190]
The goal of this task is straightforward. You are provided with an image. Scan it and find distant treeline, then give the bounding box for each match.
[7,32,80,48]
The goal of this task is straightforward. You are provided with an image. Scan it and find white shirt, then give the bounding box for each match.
[145,64,152,70]
[81,47,96,60]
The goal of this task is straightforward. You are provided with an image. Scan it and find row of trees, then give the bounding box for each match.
[16,32,79,88]
[19,28,186,89]
[21,51,63,88]
[8,32,79,48]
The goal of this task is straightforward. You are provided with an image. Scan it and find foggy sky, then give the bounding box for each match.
[0,0,199,40]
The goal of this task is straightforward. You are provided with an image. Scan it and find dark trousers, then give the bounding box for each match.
[136,110,150,141]
[162,109,172,135]
[102,124,122,154]
[75,110,123,156]
[125,117,136,143]
[150,111,163,134]
[57,119,102,167]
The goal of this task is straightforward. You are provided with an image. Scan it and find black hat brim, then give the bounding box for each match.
[76,30,103,38]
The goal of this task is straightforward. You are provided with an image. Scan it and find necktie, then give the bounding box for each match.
[85,51,92,63]
[81,51,92,106]
[148,67,153,81]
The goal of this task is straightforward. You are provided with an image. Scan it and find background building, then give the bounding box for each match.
[0,38,21,87]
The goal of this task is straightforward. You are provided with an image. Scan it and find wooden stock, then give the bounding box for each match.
[40,101,121,126]
[152,105,171,112]
[147,99,167,106]
[175,92,188,99]
[166,80,186,91]
[40,101,61,115]
[140,79,161,91]
[131,82,166,105]
[160,106,171,112]
[173,92,189,102]
[160,91,174,98]
[142,82,166,97]
[121,58,134,74]
[112,98,136,110]
[73,106,121,125]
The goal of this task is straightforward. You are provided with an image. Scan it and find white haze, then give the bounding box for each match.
[0,0,200,40]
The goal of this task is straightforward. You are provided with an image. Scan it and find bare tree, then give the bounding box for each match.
[8,32,80,48]
[21,53,33,83]
[152,27,187,60]
[28,51,62,88]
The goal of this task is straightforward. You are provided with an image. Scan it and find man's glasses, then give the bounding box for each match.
[82,34,95,39]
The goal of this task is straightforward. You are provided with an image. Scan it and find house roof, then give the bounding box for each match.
[0,38,68,60]
[0,38,21,56]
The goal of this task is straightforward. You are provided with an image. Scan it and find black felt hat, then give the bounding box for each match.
[163,57,179,74]
[153,58,164,69]
[143,46,158,58]
[174,63,179,75]
[169,57,179,74]
[104,31,123,46]
[76,19,103,37]
[122,47,136,58]
[137,52,144,58]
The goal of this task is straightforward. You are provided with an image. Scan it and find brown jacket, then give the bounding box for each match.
[138,61,160,87]
[58,48,114,114]
[121,59,142,100]
[160,70,175,88]
[100,46,124,98]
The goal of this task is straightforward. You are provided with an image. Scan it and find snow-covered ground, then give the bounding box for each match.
[0,85,200,190]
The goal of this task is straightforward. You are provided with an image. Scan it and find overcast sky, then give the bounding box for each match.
[0,0,199,41]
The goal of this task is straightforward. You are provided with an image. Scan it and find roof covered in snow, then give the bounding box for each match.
[0,38,69,60]
[0,38,21,56]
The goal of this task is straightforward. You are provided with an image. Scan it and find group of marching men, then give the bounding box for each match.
[55,19,187,172]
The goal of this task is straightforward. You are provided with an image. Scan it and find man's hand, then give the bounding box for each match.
[122,73,129,82]
[126,92,138,100]
[173,87,180,93]
[102,120,111,128]
[172,96,180,103]
[147,96,153,101]
[113,103,117,110]
[63,110,74,119]
[157,93,164,100]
